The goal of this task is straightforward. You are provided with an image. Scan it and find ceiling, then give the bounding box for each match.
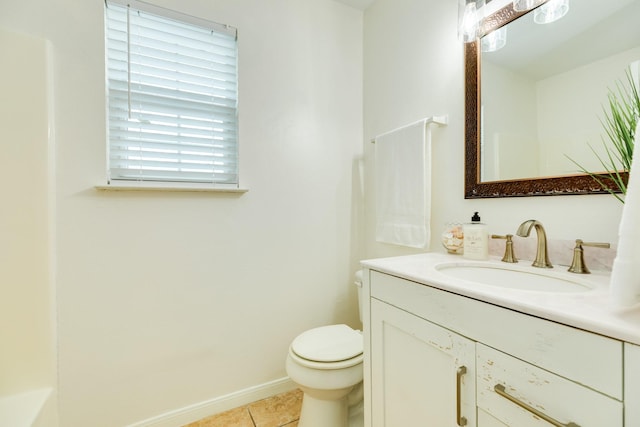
[334,0,376,11]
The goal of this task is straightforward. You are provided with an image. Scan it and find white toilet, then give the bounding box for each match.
[285,272,364,427]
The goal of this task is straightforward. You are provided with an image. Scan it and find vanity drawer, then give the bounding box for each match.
[369,270,623,399]
[477,344,623,426]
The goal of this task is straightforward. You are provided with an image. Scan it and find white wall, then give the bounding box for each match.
[0,0,363,426]
[363,0,624,261]
[0,28,55,397]
[0,27,58,426]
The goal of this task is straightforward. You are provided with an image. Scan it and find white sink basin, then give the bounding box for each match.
[435,262,593,293]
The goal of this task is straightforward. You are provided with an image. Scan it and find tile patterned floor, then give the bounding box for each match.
[183,389,302,427]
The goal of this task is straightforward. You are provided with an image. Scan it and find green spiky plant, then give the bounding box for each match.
[569,68,640,203]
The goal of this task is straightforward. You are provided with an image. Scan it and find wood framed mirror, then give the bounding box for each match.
[464,0,637,198]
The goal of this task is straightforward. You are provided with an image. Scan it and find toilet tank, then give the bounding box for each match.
[355,270,363,323]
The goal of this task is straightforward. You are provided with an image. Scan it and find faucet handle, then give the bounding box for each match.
[491,234,518,263]
[568,239,611,274]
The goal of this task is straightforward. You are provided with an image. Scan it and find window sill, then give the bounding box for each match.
[95,183,249,193]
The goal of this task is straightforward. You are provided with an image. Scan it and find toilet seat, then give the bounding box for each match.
[288,348,363,370]
[290,324,363,369]
[292,324,363,362]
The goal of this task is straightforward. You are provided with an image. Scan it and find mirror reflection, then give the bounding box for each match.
[479,0,640,183]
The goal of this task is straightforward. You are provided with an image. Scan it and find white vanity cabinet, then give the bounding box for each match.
[370,298,476,426]
[365,269,626,427]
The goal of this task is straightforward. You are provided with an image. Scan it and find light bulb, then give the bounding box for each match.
[458,0,485,43]
[513,0,543,12]
[534,0,569,24]
[482,26,507,52]
[460,2,479,42]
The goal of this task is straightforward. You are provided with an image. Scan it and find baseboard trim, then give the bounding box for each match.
[126,377,297,427]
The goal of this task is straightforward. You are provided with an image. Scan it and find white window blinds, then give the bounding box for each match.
[105,1,238,186]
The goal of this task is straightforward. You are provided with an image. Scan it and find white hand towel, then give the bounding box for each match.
[375,120,430,249]
[610,129,640,308]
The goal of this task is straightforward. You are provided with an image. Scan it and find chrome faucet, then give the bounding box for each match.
[516,220,553,268]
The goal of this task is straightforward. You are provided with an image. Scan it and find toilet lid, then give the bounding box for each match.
[291,324,363,363]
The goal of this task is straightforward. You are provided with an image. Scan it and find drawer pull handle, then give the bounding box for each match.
[494,384,580,427]
[456,366,467,426]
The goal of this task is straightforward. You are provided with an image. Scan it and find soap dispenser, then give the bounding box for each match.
[463,212,489,260]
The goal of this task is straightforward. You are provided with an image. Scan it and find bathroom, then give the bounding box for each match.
[0,0,631,426]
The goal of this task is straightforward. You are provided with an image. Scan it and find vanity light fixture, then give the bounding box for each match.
[534,0,569,24]
[482,26,507,52]
[512,0,545,12]
[458,0,485,43]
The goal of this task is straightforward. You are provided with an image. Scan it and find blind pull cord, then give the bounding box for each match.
[126,6,132,120]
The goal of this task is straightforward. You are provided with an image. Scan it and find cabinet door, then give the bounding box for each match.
[370,299,475,427]
[626,343,640,426]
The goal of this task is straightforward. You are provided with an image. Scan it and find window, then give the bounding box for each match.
[105,1,238,188]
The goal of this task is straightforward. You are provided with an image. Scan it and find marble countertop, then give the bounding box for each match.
[361,253,640,346]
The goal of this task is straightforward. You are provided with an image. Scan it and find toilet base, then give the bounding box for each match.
[298,393,347,427]
[348,399,364,427]
[297,385,364,427]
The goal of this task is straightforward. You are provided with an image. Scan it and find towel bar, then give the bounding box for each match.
[371,115,448,143]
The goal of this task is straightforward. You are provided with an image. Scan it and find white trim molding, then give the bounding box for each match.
[125,377,296,427]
